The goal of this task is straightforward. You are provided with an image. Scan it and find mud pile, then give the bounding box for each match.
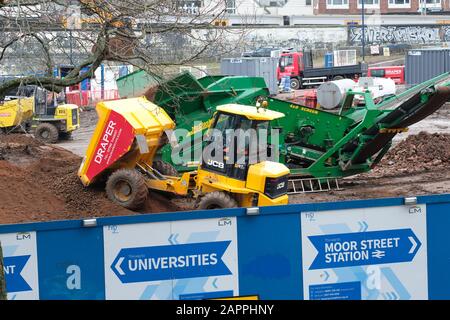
[373,132,450,175]
[0,134,180,224]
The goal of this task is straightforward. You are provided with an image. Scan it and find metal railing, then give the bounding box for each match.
[288,176,343,194]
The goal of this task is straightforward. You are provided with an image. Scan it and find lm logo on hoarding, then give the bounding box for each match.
[111,241,232,283]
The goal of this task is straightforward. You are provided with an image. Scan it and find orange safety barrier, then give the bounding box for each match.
[65,90,120,107]
[303,89,317,109]
[290,89,317,109]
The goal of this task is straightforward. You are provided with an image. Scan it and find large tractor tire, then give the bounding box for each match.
[35,123,59,144]
[197,191,238,210]
[106,169,148,210]
[153,160,179,177]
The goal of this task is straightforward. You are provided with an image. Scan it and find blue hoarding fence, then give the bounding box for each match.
[0,193,449,299]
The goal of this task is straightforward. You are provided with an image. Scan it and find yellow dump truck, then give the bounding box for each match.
[0,85,79,143]
[78,96,290,210]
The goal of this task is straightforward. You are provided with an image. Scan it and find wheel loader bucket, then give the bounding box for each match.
[78,97,175,186]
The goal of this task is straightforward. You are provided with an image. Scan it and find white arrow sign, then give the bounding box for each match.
[408,236,418,254]
[115,257,125,276]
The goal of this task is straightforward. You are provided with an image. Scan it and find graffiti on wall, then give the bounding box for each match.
[444,27,450,43]
[241,27,347,51]
[348,26,450,45]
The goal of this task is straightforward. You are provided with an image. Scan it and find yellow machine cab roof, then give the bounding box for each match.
[216,104,285,121]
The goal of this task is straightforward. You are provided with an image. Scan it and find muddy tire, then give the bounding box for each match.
[333,75,344,81]
[35,123,59,144]
[153,160,179,177]
[197,191,238,210]
[106,169,148,210]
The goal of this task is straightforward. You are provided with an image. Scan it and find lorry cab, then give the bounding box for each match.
[278,51,303,82]
[277,51,313,88]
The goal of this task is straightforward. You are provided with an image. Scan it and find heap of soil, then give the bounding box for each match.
[373,132,450,175]
[0,134,180,224]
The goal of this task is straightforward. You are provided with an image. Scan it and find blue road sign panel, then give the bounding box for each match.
[308,228,421,270]
[3,255,32,293]
[111,241,232,283]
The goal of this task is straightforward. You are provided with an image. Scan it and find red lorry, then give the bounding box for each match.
[367,65,405,85]
[277,50,368,90]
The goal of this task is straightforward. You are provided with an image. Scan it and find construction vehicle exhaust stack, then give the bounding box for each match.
[78,97,290,210]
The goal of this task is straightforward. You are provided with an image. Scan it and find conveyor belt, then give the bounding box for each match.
[352,86,450,164]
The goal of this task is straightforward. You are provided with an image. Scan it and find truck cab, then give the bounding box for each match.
[277,50,366,90]
[277,51,306,90]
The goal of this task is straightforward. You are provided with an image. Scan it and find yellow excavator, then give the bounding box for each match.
[0,85,80,143]
[78,97,290,210]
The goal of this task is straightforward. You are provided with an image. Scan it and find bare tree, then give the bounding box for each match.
[0,0,246,97]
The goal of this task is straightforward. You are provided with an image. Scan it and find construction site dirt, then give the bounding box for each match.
[0,134,180,224]
[0,102,449,225]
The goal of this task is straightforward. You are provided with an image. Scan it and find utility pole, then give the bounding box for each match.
[69,30,74,65]
[0,241,7,300]
[361,0,365,63]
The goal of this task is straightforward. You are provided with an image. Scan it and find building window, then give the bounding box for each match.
[357,0,380,8]
[226,0,236,13]
[389,0,410,4]
[326,0,349,9]
[425,0,441,6]
[306,0,312,5]
[388,0,411,7]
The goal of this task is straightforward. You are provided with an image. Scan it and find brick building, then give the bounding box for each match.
[314,0,449,15]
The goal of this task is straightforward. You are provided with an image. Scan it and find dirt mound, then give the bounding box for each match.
[373,132,450,175]
[0,133,43,146]
[0,134,180,225]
